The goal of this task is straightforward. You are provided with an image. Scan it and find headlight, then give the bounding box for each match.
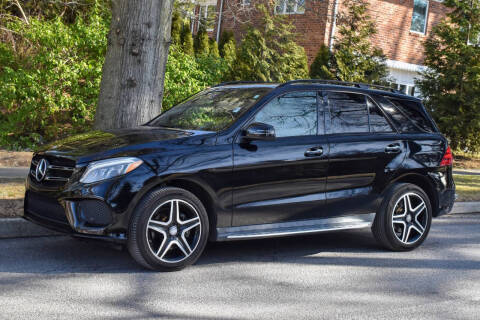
[80,157,143,184]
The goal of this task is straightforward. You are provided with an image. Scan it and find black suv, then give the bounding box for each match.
[24,80,455,271]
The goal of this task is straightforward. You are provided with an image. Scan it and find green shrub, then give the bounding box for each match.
[0,7,109,149]
[171,11,182,45]
[209,39,220,58]
[194,25,210,56]
[163,45,227,110]
[219,30,235,57]
[221,39,237,81]
[181,22,195,56]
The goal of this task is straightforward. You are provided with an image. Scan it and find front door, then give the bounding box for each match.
[231,90,329,226]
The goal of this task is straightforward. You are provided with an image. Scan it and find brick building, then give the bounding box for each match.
[193,0,449,96]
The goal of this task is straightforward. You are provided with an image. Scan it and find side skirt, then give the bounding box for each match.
[216,213,375,241]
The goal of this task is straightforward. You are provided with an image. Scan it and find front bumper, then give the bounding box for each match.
[24,164,155,240]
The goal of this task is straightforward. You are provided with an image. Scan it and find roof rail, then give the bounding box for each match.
[277,79,403,94]
[212,81,275,87]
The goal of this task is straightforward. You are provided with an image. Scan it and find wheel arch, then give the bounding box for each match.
[390,173,439,217]
[162,178,218,241]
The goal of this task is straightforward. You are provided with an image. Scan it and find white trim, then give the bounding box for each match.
[216,0,224,42]
[329,0,339,51]
[386,59,426,73]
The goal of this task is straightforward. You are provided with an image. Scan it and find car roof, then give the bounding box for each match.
[214,81,421,102]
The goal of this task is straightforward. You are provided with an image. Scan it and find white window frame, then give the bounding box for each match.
[410,0,429,35]
[389,82,418,97]
[198,4,215,32]
[275,0,305,15]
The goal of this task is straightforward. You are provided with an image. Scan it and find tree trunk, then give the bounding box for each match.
[94,0,174,130]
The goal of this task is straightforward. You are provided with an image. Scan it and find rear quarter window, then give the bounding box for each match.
[385,97,437,133]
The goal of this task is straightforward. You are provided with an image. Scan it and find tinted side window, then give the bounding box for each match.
[367,98,393,133]
[387,98,436,133]
[372,95,419,132]
[327,92,369,134]
[254,91,318,137]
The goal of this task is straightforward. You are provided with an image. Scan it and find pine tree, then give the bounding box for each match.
[209,39,220,58]
[310,44,334,79]
[416,0,480,152]
[219,30,235,57]
[232,5,308,82]
[222,39,237,80]
[194,24,210,56]
[180,22,194,56]
[171,11,182,45]
[330,0,389,83]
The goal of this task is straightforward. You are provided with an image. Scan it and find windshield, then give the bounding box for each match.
[148,87,272,131]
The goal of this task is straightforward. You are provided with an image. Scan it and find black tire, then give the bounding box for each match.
[372,183,432,251]
[127,187,209,271]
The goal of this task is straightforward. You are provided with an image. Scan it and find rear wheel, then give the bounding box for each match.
[127,187,209,271]
[372,183,432,251]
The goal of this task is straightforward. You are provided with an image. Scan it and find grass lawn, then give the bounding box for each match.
[454,151,480,170]
[0,179,25,218]
[0,150,32,167]
[453,174,480,202]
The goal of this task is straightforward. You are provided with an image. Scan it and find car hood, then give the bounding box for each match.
[37,126,215,164]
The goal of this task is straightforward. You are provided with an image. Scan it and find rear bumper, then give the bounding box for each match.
[436,187,456,217]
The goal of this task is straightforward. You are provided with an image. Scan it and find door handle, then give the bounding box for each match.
[305,147,323,157]
[385,143,401,153]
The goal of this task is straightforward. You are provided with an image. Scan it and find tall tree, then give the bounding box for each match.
[416,0,480,152]
[309,44,334,79]
[330,0,389,83]
[232,5,308,82]
[94,0,174,130]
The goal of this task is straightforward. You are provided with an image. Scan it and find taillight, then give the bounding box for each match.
[440,146,453,166]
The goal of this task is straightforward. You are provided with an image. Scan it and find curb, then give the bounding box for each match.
[450,202,479,214]
[0,167,29,179]
[0,218,60,239]
[0,201,478,239]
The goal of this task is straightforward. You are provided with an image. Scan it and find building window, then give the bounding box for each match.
[199,5,216,32]
[275,0,305,15]
[389,83,417,97]
[410,0,429,34]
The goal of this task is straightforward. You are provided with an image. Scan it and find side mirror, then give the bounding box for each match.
[243,122,275,141]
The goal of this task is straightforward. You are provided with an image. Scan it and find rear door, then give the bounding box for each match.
[231,90,329,226]
[323,91,406,217]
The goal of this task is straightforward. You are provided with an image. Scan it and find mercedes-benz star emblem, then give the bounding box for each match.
[35,158,48,182]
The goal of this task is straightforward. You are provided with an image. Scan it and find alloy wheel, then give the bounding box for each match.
[146,199,202,263]
[391,192,428,245]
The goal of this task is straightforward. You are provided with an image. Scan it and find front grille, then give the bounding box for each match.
[30,155,75,187]
[25,191,69,224]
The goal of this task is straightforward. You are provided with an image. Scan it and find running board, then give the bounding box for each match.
[216,213,375,241]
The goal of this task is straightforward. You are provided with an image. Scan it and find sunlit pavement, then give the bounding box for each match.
[0,213,479,320]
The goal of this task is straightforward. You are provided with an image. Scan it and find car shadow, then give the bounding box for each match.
[0,213,479,275]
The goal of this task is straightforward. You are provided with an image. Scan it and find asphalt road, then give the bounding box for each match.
[0,214,479,320]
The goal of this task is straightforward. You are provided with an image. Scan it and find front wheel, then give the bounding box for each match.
[127,187,209,271]
[372,183,432,251]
